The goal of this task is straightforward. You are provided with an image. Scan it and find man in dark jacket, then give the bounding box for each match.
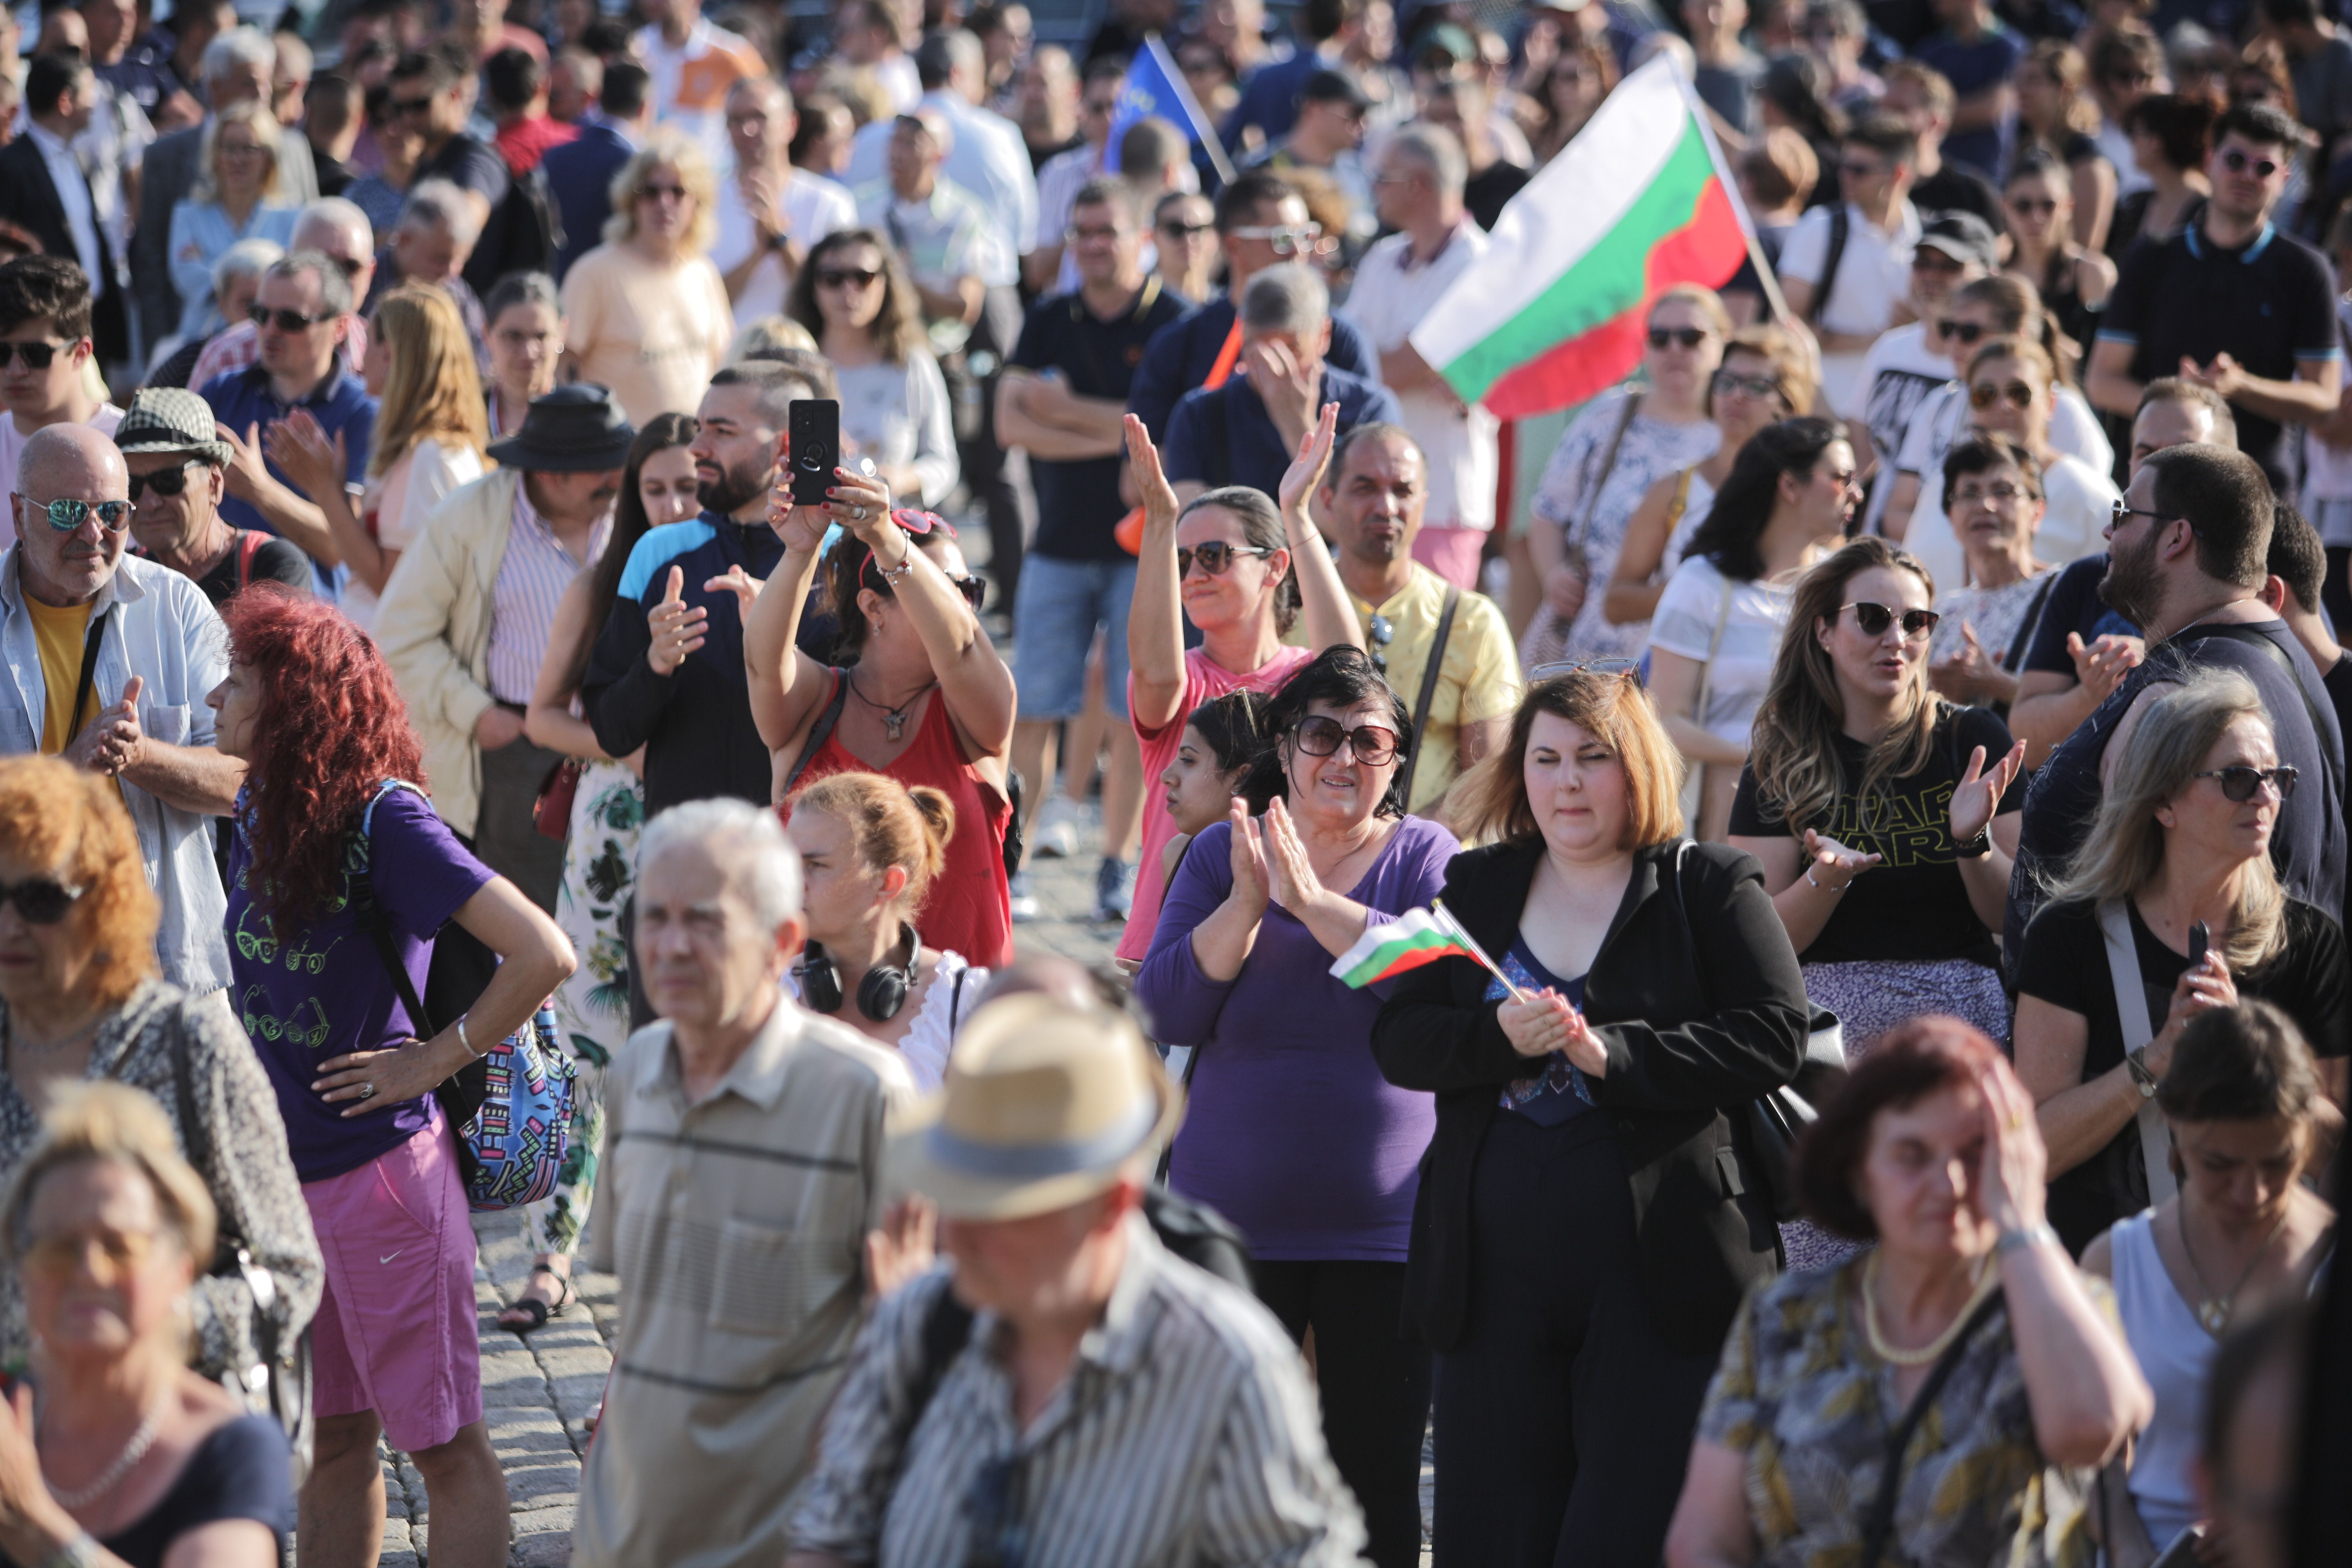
[0,53,130,368]
[542,61,651,281]
[585,359,832,816]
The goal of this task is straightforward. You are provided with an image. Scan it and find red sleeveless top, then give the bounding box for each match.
[780,670,1015,968]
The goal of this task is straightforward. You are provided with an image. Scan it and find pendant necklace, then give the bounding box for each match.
[2178,1194,2290,1336]
[850,672,937,743]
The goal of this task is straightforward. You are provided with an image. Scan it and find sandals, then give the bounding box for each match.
[499,1263,575,1337]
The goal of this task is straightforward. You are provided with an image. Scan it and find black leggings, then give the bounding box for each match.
[1252,1258,1430,1568]
[1431,1111,1719,1568]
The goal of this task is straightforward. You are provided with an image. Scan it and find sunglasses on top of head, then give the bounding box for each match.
[1840,601,1940,639]
[2196,764,2297,801]
[1177,541,1273,577]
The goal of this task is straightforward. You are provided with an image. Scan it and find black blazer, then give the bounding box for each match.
[0,136,127,365]
[1371,837,1809,1356]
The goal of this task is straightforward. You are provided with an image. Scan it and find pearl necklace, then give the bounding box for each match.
[1861,1251,1998,1367]
[45,1389,172,1510]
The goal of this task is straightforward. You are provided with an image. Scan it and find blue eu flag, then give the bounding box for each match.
[1105,35,1236,185]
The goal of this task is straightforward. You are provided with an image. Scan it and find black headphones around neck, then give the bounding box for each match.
[795,921,921,1022]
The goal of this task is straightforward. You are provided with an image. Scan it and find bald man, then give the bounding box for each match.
[0,423,243,996]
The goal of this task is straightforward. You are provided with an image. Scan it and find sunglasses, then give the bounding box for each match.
[1969,380,2036,411]
[23,1228,159,1282]
[1227,223,1323,256]
[0,875,83,924]
[0,340,65,369]
[2111,499,2179,528]
[392,94,436,116]
[1367,611,1394,674]
[30,496,131,532]
[1841,601,1940,639]
[250,304,334,332]
[1158,219,1216,238]
[1711,369,1782,400]
[815,267,881,290]
[2220,148,2281,178]
[1937,319,1987,345]
[2195,764,2298,801]
[1647,326,1708,349]
[1292,714,1399,766]
[1177,541,1272,577]
[2008,195,2058,215]
[126,463,201,502]
[638,182,690,203]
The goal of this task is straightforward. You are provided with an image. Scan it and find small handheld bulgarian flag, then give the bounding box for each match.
[1329,900,1528,1002]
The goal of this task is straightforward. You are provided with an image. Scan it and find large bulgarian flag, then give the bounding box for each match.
[1410,55,1752,419]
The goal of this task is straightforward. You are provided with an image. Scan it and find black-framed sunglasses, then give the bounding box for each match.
[2008,195,2058,216]
[29,496,132,532]
[1841,601,1940,639]
[2111,499,2180,529]
[947,573,987,611]
[1292,713,1400,765]
[1366,612,1394,674]
[1969,380,2035,411]
[2195,764,2298,801]
[250,304,334,332]
[0,876,83,924]
[1646,326,1708,349]
[1936,318,1986,345]
[1176,541,1272,577]
[1158,218,1216,238]
[0,340,65,369]
[814,267,882,290]
[126,462,203,503]
[2220,148,2281,178]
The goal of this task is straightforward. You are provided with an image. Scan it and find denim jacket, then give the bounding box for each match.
[0,548,232,993]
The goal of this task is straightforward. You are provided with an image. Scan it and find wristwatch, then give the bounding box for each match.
[766,230,793,253]
[1953,827,1992,858]
[2124,1046,2159,1098]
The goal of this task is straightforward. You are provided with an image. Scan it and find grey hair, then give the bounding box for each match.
[1240,262,1327,336]
[293,197,372,256]
[1388,122,1468,196]
[201,25,274,87]
[212,236,284,297]
[399,178,483,249]
[639,799,804,932]
[267,251,353,315]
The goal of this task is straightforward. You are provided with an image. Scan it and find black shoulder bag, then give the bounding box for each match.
[1392,586,1461,814]
[1807,204,1852,326]
[1856,1290,2009,1568]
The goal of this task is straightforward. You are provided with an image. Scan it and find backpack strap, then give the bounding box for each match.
[67,608,111,745]
[1808,204,1851,326]
[350,780,437,1039]
[235,530,267,590]
[883,1283,978,1504]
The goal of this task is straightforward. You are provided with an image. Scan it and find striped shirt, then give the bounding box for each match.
[485,483,608,704]
[785,1219,1369,1568]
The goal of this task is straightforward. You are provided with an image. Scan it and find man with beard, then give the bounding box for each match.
[2003,441,2347,980]
[585,359,832,817]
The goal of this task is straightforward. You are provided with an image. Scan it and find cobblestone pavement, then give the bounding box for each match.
[370,803,1433,1564]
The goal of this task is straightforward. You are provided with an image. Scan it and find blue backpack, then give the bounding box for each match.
[349,780,577,1212]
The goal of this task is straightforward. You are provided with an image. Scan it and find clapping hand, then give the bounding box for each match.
[1226,797,1271,920]
[1950,739,2025,846]
[1800,829,1882,891]
[1125,414,1179,537]
[646,566,708,675]
[65,675,145,776]
[2066,632,2144,703]
[1259,797,1328,914]
[1276,402,1339,521]
[864,1196,937,1303]
[0,1376,67,1540]
[1497,988,1608,1076]
[1929,621,1996,702]
[214,420,273,501]
[263,411,346,503]
[705,564,764,618]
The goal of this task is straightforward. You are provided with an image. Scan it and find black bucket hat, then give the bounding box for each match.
[485,383,637,472]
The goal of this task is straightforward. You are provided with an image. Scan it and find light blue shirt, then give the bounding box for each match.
[0,550,231,993]
[167,199,299,341]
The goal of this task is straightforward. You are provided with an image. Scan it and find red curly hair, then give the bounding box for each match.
[223,587,427,929]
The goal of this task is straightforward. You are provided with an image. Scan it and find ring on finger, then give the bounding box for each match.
[358,1082,378,1100]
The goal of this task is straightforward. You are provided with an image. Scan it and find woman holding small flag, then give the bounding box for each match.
[1136,643,1455,1568]
[1370,664,1808,1568]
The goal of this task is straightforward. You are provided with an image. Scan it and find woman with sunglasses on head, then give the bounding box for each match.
[1925,434,2062,714]
[1371,666,1808,1568]
[748,473,1018,968]
[1731,537,2027,1259]
[1900,334,2120,598]
[2014,671,2351,1254]
[1646,416,1860,843]
[0,757,318,1421]
[1603,324,1817,636]
[1114,407,1358,967]
[494,413,702,1337]
[2002,149,2117,362]
[1525,286,1731,669]
[1137,642,1456,1568]
[784,227,958,509]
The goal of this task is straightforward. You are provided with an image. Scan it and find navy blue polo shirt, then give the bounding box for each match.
[1162,365,1403,498]
[1127,296,1383,443]
[200,366,378,539]
[2020,552,2139,676]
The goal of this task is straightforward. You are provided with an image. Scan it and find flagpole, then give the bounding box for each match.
[1432,899,1530,1005]
[1145,34,1237,186]
[1666,59,1794,328]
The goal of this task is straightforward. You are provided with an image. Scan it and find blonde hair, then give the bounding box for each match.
[1453,670,1687,848]
[193,99,284,204]
[0,756,158,1010]
[1648,283,1733,341]
[1748,538,1942,837]
[2,1082,216,1274]
[368,285,488,478]
[788,771,956,909]
[2048,671,2289,973]
[728,313,818,363]
[603,132,720,255]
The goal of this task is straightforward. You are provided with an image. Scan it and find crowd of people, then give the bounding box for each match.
[0,0,2350,1564]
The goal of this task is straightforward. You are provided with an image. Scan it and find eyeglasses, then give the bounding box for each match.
[23,1228,159,1282]
[1367,612,1394,674]
[2008,195,2058,215]
[1292,714,1399,765]
[391,94,436,116]
[2220,148,2281,178]
[1227,223,1323,256]
[815,267,881,290]
[2195,764,2297,801]
[1711,369,1781,401]
[1841,601,1940,639]
[1951,481,2033,506]
[1969,380,2036,411]
[250,304,334,332]
[1158,218,1215,238]
[2111,499,2179,528]
[126,463,202,503]
[638,182,691,203]
[30,496,132,532]
[0,875,83,924]
[0,340,65,369]
[1647,326,1708,349]
[1176,541,1272,577]
[1937,318,1986,345]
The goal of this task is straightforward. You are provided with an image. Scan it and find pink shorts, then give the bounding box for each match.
[302,1116,481,1452]
[1411,524,1488,590]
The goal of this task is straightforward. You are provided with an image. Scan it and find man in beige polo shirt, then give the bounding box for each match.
[571,798,920,1568]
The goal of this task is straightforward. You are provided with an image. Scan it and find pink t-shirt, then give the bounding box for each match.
[1117,644,1316,964]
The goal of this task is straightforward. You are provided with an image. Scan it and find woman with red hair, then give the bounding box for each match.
[205,586,573,1568]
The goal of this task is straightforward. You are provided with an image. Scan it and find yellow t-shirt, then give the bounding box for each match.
[24,594,93,753]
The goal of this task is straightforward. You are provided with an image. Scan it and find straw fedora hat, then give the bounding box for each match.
[891,995,1184,1221]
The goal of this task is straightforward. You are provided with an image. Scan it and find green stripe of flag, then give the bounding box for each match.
[1336,924,1472,988]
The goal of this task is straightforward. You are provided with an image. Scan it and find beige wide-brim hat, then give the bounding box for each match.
[890,994,1185,1222]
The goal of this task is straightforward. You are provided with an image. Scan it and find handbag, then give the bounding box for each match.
[534,756,583,839]
[350,781,579,1212]
[1669,841,1849,1223]
[2084,1446,2162,1568]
